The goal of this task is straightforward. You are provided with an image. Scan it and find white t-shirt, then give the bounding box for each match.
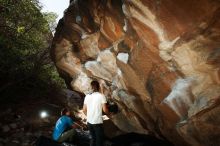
[84,92,107,124]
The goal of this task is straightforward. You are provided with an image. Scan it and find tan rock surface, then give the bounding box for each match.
[51,0,220,145]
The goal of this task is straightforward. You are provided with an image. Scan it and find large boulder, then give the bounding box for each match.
[51,0,220,145]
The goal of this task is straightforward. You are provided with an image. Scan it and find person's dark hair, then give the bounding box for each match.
[91,80,100,92]
[61,108,70,116]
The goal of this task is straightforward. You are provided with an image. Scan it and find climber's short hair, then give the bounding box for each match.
[61,108,70,116]
[91,80,100,92]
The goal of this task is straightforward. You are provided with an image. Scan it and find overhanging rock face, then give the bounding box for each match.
[51,0,220,145]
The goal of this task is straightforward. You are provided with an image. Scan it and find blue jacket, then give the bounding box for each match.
[52,115,74,140]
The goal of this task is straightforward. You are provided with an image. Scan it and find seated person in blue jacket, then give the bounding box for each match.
[53,108,81,142]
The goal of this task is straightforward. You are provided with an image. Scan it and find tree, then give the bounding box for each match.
[0,0,65,102]
[43,12,58,34]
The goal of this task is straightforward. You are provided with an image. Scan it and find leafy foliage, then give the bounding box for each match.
[0,0,65,102]
[43,12,58,34]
